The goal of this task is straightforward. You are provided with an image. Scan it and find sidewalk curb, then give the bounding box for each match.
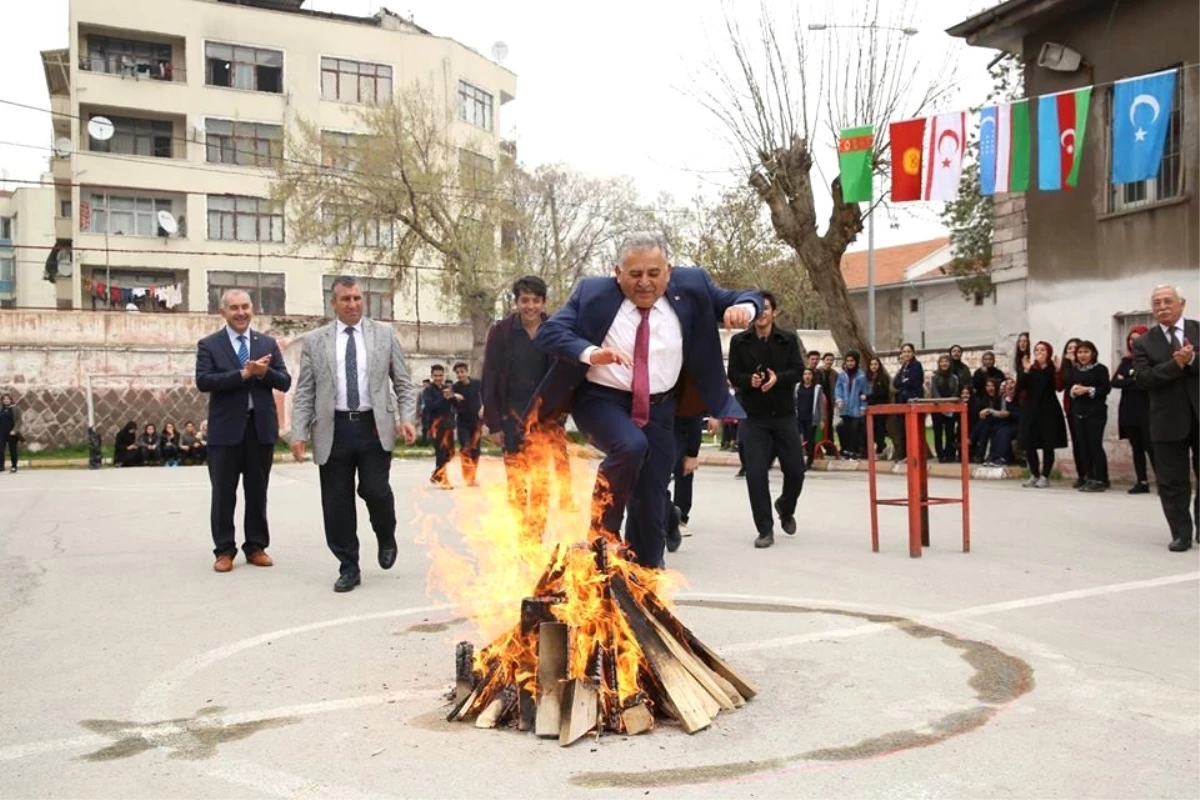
[696,450,1024,480]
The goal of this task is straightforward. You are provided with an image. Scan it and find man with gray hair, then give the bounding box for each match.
[291,275,417,591]
[532,232,761,568]
[195,289,292,573]
[1133,284,1199,551]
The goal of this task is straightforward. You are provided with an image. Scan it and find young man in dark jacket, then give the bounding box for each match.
[727,292,805,549]
[451,362,483,486]
[422,365,456,488]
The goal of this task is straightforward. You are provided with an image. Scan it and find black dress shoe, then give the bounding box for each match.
[753,532,774,549]
[1168,538,1192,553]
[378,540,398,570]
[774,498,797,535]
[1072,478,1086,489]
[665,505,683,553]
[1127,482,1150,495]
[334,572,362,592]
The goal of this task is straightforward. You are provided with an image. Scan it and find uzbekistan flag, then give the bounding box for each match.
[979,100,1031,195]
[1037,87,1091,191]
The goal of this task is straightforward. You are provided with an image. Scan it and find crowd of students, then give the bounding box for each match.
[113,419,208,467]
[770,332,1153,492]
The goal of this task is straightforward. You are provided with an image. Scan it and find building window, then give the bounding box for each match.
[1107,69,1184,213]
[88,114,173,158]
[909,298,919,313]
[205,119,282,167]
[205,42,282,93]
[207,195,284,242]
[322,275,394,320]
[82,191,180,237]
[458,149,494,191]
[208,271,285,314]
[325,207,394,248]
[59,200,71,218]
[458,80,493,132]
[320,130,362,171]
[84,267,183,312]
[0,217,11,242]
[84,35,173,80]
[0,256,14,294]
[321,58,392,104]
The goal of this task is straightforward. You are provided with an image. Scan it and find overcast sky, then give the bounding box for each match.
[0,0,1000,252]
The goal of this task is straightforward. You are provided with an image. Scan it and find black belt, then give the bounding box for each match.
[335,409,374,421]
[587,384,673,406]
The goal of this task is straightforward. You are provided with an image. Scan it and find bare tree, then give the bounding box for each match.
[701,0,955,359]
[272,86,508,368]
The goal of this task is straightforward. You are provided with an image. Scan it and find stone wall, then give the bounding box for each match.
[0,310,472,449]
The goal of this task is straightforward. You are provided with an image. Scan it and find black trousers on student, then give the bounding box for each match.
[430,418,454,483]
[931,414,958,461]
[1074,411,1109,484]
[1126,427,1155,484]
[318,412,396,577]
[738,416,805,535]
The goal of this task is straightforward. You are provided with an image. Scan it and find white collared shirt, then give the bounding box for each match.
[582,297,684,393]
[1161,321,1195,364]
[335,319,372,411]
[226,325,254,410]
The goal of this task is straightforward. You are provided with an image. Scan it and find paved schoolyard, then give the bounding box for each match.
[0,457,1196,799]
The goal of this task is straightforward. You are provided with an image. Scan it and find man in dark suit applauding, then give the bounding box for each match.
[195,289,291,572]
[1134,285,1199,552]
[534,231,760,568]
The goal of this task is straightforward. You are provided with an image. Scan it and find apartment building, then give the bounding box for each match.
[0,181,57,309]
[37,0,516,319]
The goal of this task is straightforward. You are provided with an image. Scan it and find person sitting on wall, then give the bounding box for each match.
[114,421,142,467]
[160,422,182,467]
[138,423,162,466]
[179,420,207,465]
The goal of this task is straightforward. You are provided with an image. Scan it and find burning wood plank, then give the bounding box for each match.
[534,622,568,738]
[558,678,599,746]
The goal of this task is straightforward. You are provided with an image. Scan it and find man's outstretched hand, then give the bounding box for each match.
[589,348,633,368]
[724,305,753,330]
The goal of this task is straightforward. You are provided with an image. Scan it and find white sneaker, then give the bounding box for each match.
[1035,476,1050,488]
[679,521,692,538]
[1022,477,1038,487]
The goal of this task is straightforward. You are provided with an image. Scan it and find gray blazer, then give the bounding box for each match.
[290,317,416,465]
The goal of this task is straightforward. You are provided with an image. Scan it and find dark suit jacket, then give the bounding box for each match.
[195,328,291,446]
[532,267,762,421]
[1133,319,1200,442]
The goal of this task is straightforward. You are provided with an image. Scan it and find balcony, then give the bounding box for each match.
[78,27,185,83]
[78,105,188,165]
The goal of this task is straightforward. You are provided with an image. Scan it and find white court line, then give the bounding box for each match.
[2,572,1196,773]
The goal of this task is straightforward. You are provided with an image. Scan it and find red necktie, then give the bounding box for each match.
[631,307,651,428]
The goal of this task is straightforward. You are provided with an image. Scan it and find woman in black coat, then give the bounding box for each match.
[114,421,142,467]
[1111,325,1155,493]
[1065,340,1111,492]
[1016,341,1068,487]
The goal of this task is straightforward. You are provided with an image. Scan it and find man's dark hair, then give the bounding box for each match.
[761,291,778,310]
[430,364,445,374]
[453,361,468,371]
[807,350,820,358]
[845,350,861,362]
[512,275,547,301]
[901,342,916,351]
[822,352,834,359]
[331,275,359,293]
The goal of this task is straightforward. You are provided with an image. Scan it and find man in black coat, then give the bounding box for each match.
[422,365,456,488]
[451,362,483,486]
[1134,285,1200,552]
[195,289,291,572]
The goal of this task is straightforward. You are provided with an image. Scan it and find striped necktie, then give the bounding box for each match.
[236,335,249,368]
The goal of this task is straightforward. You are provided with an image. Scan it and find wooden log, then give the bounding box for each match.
[610,576,712,734]
[448,686,478,722]
[454,641,475,704]
[620,700,654,735]
[517,686,536,731]
[534,621,569,738]
[643,610,735,712]
[642,595,759,701]
[476,686,517,729]
[558,678,599,746]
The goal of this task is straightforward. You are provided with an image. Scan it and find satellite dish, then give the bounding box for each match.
[57,248,74,277]
[157,210,179,236]
[53,138,74,158]
[87,116,114,141]
[491,41,509,63]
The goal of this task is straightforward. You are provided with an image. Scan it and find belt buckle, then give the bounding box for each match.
[347,411,361,421]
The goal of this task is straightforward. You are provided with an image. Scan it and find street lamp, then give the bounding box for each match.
[809,22,918,351]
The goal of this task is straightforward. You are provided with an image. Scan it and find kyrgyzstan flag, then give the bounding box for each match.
[889,118,926,201]
[1037,86,1091,190]
[922,112,967,201]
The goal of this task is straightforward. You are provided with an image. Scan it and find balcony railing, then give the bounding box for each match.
[79,56,184,83]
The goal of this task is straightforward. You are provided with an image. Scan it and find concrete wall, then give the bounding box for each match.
[0,309,470,449]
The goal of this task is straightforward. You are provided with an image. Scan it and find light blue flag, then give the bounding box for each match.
[978,106,998,196]
[1112,70,1176,185]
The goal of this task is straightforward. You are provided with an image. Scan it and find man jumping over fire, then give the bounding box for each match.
[531,232,760,568]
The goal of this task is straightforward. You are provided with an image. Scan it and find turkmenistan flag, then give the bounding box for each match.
[838,126,874,203]
[979,100,1031,195]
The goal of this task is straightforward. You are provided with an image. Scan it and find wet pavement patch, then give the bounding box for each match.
[569,599,1034,789]
[78,706,300,762]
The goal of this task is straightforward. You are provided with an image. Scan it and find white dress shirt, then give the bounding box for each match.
[1160,321,1195,364]
[581,297,684,393]
[226,325,254,410]
[335,319,372,411]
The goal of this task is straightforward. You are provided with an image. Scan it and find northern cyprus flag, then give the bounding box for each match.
[922,112,966,201]
[979,100,1031,195]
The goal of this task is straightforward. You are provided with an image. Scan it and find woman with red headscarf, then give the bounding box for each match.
[1017,340,1068,487]
[1111,325,1155,493]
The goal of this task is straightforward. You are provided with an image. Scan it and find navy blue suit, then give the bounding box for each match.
[195,327,291,557]
[534,268,760,567]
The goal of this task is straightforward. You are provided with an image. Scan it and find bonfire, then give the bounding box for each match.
[425,428,757,745]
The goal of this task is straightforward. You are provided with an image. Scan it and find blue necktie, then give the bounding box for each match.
[237,335,249,368]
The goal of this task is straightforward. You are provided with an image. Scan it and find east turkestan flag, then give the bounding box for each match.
[1112,69,1177,184]
[922,112,966,201]
[979,100,1031,195]
[1037,86,1091,190]
[837,126,874,203]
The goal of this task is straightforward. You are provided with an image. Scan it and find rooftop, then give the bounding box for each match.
[946,0,1097,51]
[213,0,432,34]
[840,237,951,290]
